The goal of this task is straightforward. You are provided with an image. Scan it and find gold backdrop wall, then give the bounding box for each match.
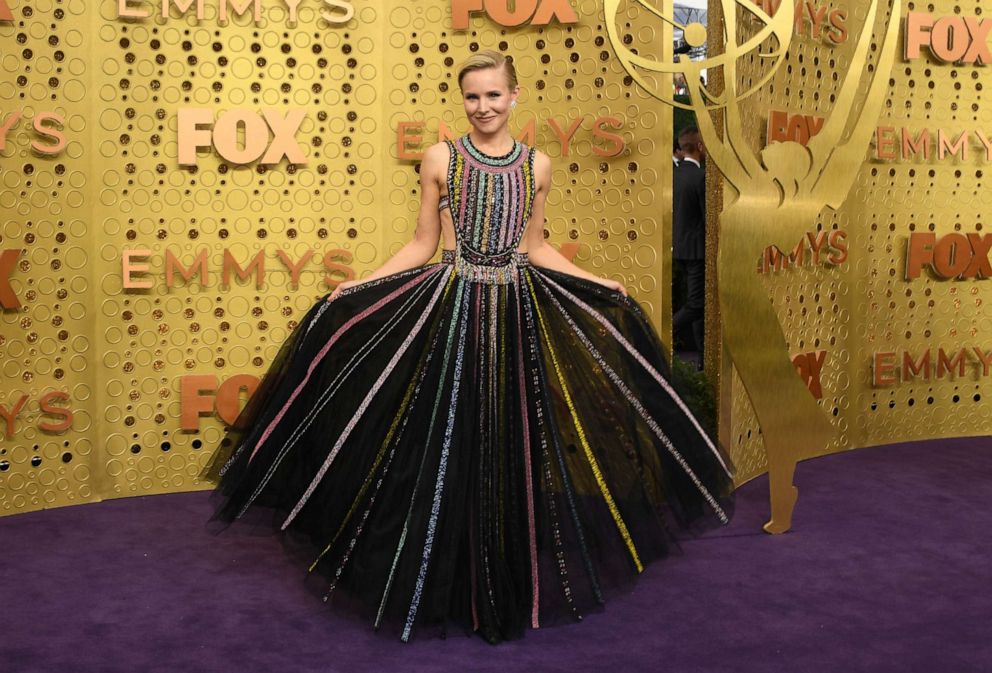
[0,0,671,515]
[720,0,992,483]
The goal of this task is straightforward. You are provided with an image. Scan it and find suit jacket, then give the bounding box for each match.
[672,159,706,260]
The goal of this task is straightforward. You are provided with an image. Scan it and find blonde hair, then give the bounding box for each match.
[457,50,518,90]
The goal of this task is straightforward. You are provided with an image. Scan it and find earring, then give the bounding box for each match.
[510,100,517,109]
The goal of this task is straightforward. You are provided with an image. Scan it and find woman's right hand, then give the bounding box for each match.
[327,279,360,302]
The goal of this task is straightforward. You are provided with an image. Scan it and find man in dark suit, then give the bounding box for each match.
[672,126,706,359]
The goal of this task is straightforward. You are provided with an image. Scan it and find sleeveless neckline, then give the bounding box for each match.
[461,134,522,167]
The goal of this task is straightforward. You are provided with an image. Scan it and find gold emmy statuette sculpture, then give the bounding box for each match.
[605,0,901,533]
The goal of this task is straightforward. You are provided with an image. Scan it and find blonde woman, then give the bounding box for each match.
[208,51,733,644]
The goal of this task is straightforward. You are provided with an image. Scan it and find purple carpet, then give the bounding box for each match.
[3,437,991,673]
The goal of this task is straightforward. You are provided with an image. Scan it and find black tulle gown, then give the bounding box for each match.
[205,135,734,643]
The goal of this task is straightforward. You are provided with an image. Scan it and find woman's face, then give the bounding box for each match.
[461,66,519,136]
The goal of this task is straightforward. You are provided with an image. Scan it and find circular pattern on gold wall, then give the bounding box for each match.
[3,1,669,515]
[1,0,93,512]
[728,0,992,483]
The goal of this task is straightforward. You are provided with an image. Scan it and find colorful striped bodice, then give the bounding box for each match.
[440,135,536,284]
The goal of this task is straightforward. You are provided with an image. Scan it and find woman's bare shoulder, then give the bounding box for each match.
[420,141,451,182]
[423,141,451,162]
[530,148,551,169]
[424,141,452,172]
[531,149,552,185]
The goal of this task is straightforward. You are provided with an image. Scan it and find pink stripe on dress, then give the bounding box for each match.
[248,267,441,463]
[280,267,454,529]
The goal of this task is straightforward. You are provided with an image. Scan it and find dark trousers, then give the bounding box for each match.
[673,259,704,352]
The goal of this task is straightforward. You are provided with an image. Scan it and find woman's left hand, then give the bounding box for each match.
[598,277,627,297]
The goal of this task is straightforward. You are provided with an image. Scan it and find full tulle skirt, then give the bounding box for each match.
[204,260,734,644]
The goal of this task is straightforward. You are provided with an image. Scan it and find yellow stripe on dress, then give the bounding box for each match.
[525,274,644,573]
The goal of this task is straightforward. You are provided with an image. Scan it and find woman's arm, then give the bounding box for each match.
[328,142,447,300]
[522,152,627,296]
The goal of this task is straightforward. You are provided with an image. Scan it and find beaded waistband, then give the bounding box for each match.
[440,249,529,285]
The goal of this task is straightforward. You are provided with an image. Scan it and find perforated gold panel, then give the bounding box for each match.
[0,0,96,511]
[724,0,992,483]
[1,0,671,515]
